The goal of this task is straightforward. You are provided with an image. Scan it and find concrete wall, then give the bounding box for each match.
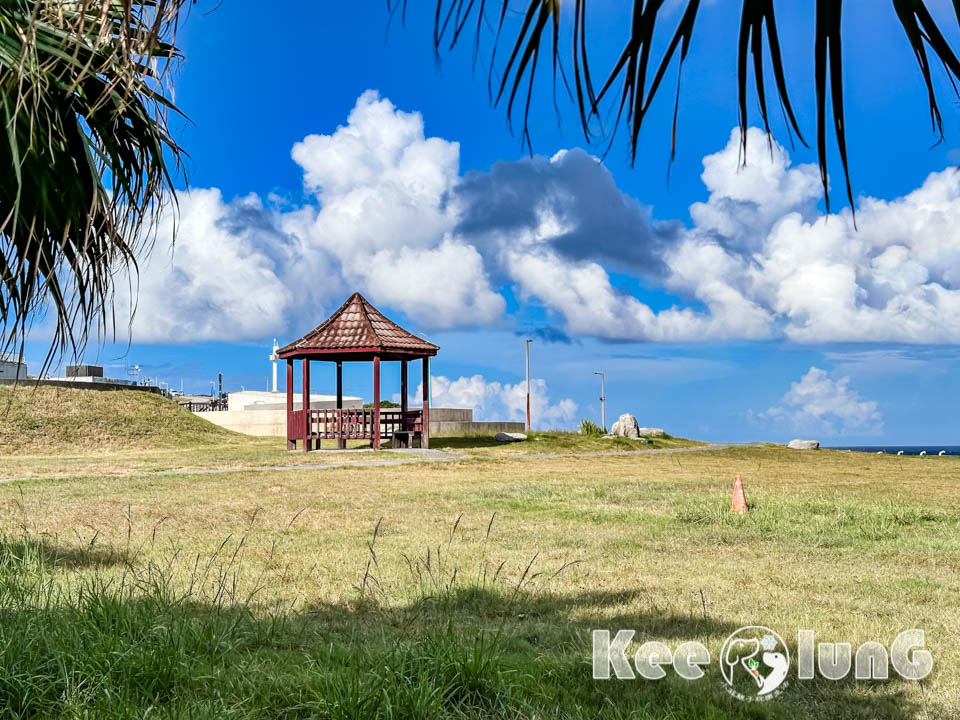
[227,390,362,412]
[431,420,526,436]
[0,378,160,394]
[428,408,472,423]
[199,409,288,437]
[428,408,524,435]
[194,406,525,438]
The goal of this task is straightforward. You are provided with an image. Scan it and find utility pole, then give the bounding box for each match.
[593,371,606,431]
[525,339,532,432]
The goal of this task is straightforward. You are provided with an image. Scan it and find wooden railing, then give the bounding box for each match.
[181,399,227,412]
[297,408,423,440]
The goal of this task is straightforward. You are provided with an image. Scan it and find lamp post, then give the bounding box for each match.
[525,338,532,432]
[270,339,279,393]
[593,371,606,431]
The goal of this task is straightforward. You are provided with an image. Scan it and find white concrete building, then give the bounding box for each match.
[0,359,27,380]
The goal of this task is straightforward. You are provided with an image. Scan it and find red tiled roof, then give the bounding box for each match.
[279,293,439,357]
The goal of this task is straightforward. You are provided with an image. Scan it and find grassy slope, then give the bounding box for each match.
[0,386,246,454]
[0,445,956,718]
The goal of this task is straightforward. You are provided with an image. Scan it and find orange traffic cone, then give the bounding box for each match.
[731,474,747,514]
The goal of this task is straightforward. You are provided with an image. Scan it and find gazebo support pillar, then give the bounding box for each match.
[372,355,381,450]
[422,357,430,449]
[286,359,294,450]
[336,361,345,449]
[400,361,408,415]
[302,358,311,452]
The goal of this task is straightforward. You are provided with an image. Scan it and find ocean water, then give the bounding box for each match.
[828,446,960,456]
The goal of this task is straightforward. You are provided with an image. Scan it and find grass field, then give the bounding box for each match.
[0,407,956,719]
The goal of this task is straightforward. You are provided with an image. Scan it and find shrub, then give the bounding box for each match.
[578,419,605,435]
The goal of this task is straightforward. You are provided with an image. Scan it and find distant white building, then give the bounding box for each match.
[0,359,27,380]
[227,390,363,412]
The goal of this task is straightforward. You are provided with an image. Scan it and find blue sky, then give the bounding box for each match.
[26,1,960,443]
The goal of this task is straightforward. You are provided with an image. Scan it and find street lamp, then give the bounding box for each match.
[593,371,606,431]
[525,339,532,432]
[269,339,279,393]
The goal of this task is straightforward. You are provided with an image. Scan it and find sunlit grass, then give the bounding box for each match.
[0,444,955,717]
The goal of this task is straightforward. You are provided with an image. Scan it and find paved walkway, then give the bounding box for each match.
[1,443,764,483]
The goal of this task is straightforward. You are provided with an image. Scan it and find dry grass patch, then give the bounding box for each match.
[0,445,956,718]
[0,440,399,479]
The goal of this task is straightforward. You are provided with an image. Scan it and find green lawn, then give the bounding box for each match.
[0,436,955,718]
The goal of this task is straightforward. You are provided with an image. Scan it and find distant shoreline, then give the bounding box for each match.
[827,446,960,456]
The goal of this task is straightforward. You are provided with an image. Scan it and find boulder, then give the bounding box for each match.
[494,432,527,443]
[637,427,665,437]
[788,439,820,450]
[609,413,640,439]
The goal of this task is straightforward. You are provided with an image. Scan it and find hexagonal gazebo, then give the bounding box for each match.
[277,293,439,451]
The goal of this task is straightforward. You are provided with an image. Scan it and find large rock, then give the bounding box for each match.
[609,413,640,439]
[637,427,665,437]
[788,439,820,450]
[495,432,527,443]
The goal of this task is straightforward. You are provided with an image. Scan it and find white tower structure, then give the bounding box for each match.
[270,339,279,393]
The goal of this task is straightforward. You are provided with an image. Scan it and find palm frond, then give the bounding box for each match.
[0,0,190,369]
[815,0,853,221]
[397,0,960,218]
[738,0,806,161]
[893,0,960,142]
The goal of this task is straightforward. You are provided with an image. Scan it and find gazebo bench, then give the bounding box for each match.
[391,430,414,449]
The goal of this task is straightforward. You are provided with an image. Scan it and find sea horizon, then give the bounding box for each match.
[827,445,960,456]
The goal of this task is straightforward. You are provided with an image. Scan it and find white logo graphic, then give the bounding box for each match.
[592,626,932,700]
[720,626,790,702]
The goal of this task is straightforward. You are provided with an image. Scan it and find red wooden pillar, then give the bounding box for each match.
[286,358,294,450]
[372,355,381,450]
[336,360,345,449]
[421,356,430,449]
[400,360,408,418]
[302,358,311,452]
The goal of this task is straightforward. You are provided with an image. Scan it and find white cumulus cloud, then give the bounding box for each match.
[761,367,883,436]
[424,374,577,428]
[121,189,294,342]
[663,128,960,344]
[116,92,960,347]
[124,90,504,343]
